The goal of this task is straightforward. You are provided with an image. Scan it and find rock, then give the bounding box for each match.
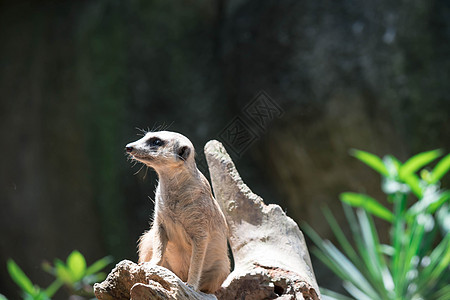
[205,140,320,299]
[94,260,216,300]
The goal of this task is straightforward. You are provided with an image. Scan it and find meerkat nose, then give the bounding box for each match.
[125,145,134,153]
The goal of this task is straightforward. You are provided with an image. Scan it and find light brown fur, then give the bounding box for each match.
[125,131,230,293]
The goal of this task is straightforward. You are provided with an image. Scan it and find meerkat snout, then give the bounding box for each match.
[125,145,133,153]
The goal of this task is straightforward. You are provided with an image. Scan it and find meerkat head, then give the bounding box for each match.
[125,131,195,173]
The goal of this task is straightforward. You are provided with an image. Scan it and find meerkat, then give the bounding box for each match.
[125,131,230,293]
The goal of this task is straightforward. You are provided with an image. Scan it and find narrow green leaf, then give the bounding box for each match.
[428,191,450,214]
[428,237,450,283]
[342,204,373,279]
[0,294,7,300]
[322,241,379,299]
[343,281,373,300]
[399,149,443,180]
[32,291,49,300]
[320,287,354,300]
[41,261,55,276]
[340,192,394,222]
[302,223,348,280]
[322,206,363,269]
[311,248,350,284]
[391,193,406,291]
[429,284,450,300]
[402,174,423,198]
[417,224,438,258]
[350,149,389,176]
[399,217,426,293]
[44,279,63,298]
[66,250,86,282]
[415,234,450,294]
[6,259,36,296]
[357,210,393,297]
[85,256,113,276]
[303,222,378,298]
[301,222,326,251]
[430,154,450,183]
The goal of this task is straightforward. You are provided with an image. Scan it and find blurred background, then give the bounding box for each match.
[1,0,449,298]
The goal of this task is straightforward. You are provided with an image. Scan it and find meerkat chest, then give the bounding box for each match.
[156,196,194,243]
[159,208,192,248]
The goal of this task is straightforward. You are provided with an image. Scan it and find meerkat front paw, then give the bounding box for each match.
[184,282,197,291]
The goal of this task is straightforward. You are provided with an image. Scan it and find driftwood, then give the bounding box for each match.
[93,261,215,300]
[94,140,320,299]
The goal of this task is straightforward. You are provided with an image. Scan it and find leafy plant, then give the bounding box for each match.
[6,260,56,300]
[6,251,112,299]
[303,149,450,300]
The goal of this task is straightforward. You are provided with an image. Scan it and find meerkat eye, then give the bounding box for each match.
[147,137,164,147]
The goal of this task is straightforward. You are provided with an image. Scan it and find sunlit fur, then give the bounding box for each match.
[126,131,230,293]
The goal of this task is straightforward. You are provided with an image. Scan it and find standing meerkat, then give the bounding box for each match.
[125,131,230,293]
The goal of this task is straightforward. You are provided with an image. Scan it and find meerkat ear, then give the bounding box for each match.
[177,145,191,161]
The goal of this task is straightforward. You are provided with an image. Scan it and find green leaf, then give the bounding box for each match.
[322,241,379,299]
[428,191,450,214]
[302,222,379,298]
[320,287,354,300]
[398,216,426,293]
[322,207,363,269]
[430,154,450,183]
[40,261,54,276]
[6,259,37,296]
[391,193,407,291]
[311,248,351,287]
[85,256,113,276]
[399,149,443,180]
[429,284,450,300]
[415,234,450,294]
[44,279,63,298]
[343,281,374,300]
[357,210,393,296]
[54,259,73,284]
[0,294,7,300]
[32,291,50,300]
[66,250,86,282]
[340,192,394,222]
[402,174,423,198]
[350,149,389,177]
[342,204,374,282]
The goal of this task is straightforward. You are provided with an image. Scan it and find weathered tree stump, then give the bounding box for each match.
[93,260,216,300]
[94,140,320,299]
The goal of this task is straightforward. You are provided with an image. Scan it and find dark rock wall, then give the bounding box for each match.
[1,0,448,297]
